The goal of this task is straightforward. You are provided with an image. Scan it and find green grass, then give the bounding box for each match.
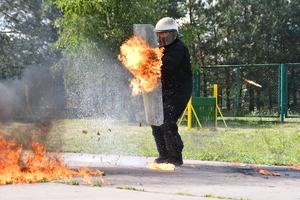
[38,180,50,183]
[117,186,145,191]
[3,118,300,166]
[203,193,252,200]
[173,192,194,196]
[183,122,300,165]
[68,181,80,185]
[91,181,102,187]
[54,180,80,185]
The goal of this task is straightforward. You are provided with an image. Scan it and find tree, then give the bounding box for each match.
[0,0,65,123]
[48,0,184,119]
[0,0,61,79]
[182,0,300,114]
[182,0,300,66]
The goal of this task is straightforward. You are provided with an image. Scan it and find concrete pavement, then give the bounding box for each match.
[1,153,300,200]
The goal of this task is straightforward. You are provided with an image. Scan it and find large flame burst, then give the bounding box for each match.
[0,134,103,185]
[118,36,164,95]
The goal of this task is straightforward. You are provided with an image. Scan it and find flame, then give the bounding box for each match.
[230,158,246,166]
[118,36,164,95]
[242,77,262,88]
[147,162,175,171]
[290,164,300,170]
[0,134,103,185]
[254,166,280,176]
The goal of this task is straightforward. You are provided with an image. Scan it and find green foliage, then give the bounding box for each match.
[174,192,194,196]
[38,179,50,183]
[45,0,185,119]
[183,0,300,66]
[2,0,300,80]
[54,181,67,184]
[91,181,102,187]
[117,186,145,191]
[51,0,172,52]
[54,180,80,185]
[67,180,79,185]
[203,193,252,200]
[0,0,61,78]
[2,0,300,123]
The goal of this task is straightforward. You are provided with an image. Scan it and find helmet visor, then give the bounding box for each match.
[157,31,177,46]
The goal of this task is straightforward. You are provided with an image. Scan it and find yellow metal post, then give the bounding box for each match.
[187,98,192,130]
[213,84,218,127]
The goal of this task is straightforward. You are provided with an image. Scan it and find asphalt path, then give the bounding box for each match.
[1,153,300,200]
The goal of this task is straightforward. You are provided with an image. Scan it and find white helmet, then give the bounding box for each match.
[154,17,183,46]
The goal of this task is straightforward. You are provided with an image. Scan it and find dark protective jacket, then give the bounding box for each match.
[160,39,193,123]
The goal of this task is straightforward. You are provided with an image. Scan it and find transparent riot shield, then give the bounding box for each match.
[133,24,164,126]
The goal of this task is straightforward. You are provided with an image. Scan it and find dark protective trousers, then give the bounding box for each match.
[151,83,192,164]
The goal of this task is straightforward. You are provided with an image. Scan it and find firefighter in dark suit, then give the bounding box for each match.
[151,17,193,166]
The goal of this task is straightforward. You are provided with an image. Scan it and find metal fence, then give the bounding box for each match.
[192,64,300,121]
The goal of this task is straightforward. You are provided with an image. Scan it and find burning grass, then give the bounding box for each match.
[0,133,104,185]
[253,166,280,176]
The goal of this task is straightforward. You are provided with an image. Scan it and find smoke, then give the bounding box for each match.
[0,67,64,150]
[0,83,15,124]
[0,42,148,155]
[0,66,63,124]
[0,60,146,126]
[60,45,146,123]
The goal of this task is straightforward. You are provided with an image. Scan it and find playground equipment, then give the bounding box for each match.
[178,84,227,129]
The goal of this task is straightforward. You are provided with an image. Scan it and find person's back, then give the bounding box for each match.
[161,39,192,90]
